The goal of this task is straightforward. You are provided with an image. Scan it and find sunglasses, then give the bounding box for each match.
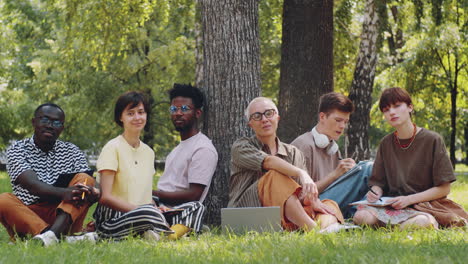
[37,117,64,128]
[169,105,192,114]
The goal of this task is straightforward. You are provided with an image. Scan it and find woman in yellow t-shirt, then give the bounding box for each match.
[93,91,171,240]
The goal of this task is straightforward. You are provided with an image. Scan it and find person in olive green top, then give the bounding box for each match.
[228,97,344,232]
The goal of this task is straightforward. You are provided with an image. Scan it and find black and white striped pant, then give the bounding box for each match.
[162,201,205,233]
[94,204,172,240]
[94,202,205,240]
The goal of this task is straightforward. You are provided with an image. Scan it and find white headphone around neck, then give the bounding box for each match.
[311,126,338,156]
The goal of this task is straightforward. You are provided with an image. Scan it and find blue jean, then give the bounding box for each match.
[319,161,373,219]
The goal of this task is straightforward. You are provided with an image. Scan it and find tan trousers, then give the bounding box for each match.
[0,173,95,238]
[258,170,344,231]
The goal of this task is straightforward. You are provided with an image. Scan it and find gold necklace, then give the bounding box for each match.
[394,123,417,150]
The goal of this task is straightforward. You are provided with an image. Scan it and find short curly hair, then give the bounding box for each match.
[169,83,204,109]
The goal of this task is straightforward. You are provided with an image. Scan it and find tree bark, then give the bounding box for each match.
[449,50,459,168]
[465,126,467,166]
[450,72,457,168]
[199,0,261,225]
[345,0,380,161]
[194,0,204,88]
[277,0,334,144]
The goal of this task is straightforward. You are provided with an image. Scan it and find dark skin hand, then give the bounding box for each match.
[152,183,205,206]
[15,170,98,237]
[75,183,101,204]
[15,170,97,206]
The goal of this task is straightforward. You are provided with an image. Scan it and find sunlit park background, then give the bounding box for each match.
[0,0,467,262]
[0,0,466,162]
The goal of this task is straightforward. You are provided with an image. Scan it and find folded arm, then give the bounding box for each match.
[263,156,318,199]
[153,183,205,205]
[15,170,83,202]
[389,183,451,209]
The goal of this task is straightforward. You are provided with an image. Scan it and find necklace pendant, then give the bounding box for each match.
[394,123,417,150]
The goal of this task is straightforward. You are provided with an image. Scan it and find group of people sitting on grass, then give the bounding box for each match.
[0,84,466,246]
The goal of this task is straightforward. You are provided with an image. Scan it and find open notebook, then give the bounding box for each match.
[349,197,395,207]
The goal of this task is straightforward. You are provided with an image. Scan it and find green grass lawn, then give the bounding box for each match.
[0,167,467,263]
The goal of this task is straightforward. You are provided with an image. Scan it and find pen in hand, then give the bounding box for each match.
[368,186,383,202]
[81,178,87,200]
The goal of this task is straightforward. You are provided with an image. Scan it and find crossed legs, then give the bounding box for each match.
[284,195,317,231]
[353,209,437,229]
[0,173,94,239]
[258,170,343,231]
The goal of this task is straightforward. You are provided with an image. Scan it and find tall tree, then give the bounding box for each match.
[0,0,198,158]
[199,0,261,225]
[370,0,467,166]
[345,0,381,161]
[277,0,334,143]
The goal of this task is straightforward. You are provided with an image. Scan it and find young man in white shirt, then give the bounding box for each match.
[291,92,372,218]
[153,84,218,232]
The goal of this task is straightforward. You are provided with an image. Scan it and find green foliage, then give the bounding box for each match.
[259,0,282,100]
[372,0,467,159]
[0,0,197,158]
[52,0,157,69]
[2,229,467,263]
[0,0,466,161]
[334,0,361,95]
[0,173,467,263]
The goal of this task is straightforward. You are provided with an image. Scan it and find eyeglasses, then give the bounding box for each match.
[37,117,64,128]
[249,109,276,121]
[169,105,192,114]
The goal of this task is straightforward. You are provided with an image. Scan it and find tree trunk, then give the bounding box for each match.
[277,0,334,144]
[142,88,156,148]
[199,0,261,225]
[385,4,404,64]
[450,79,457,168]
[449,52,458,168]
[194,0,204,88]
[345,0,380,161]
[465,126,467,165]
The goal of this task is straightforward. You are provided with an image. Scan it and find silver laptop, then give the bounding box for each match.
[221,206,282,233]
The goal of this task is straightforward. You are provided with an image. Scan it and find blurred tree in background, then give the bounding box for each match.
[0,0,466,164]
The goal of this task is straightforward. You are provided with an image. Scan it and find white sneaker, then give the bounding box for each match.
[201,225,211,233]
[33,230,59,247]
[142,230,160,242]
[319,223,362,234]
[65,232,98,244]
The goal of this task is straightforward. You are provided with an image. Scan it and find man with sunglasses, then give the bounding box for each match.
[152,84,217,232]
[228,97,344,232]
[0,103,98,246]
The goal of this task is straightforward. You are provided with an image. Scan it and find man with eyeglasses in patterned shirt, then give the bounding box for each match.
[152,83,218,233]
[0,103,98,246]
[228,97,344,232]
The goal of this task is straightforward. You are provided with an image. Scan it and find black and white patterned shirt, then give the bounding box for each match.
[6,136,90,205]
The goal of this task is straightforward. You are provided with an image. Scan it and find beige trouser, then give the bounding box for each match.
[258,170,344,231]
